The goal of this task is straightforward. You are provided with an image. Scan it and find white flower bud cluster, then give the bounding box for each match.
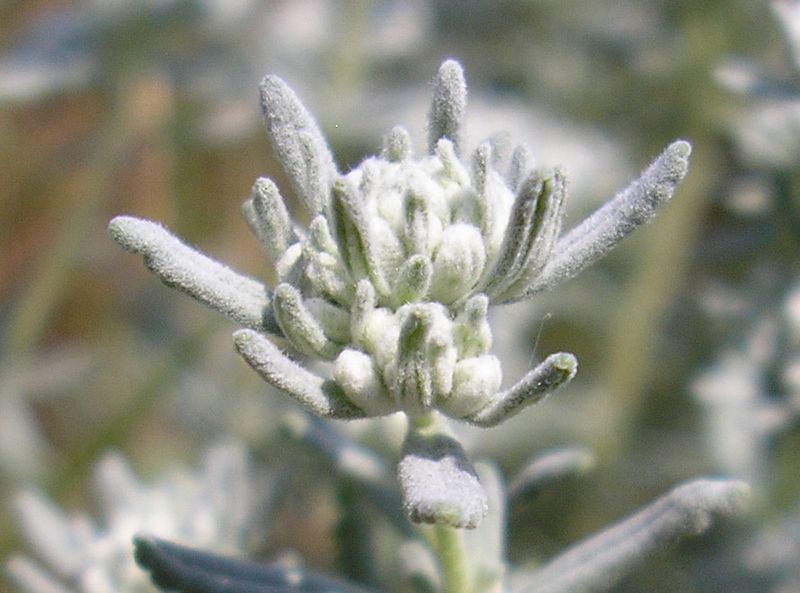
[108,59,691,528]
[267,132,552,422]
[109,60,690,429]
[238,60,589,424]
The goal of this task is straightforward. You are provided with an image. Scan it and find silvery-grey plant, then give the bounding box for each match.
[105,60,749,593]
[129,414,748,593]
[7,442,267,593]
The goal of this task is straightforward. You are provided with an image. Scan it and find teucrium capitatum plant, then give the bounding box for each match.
[109,59,691,529]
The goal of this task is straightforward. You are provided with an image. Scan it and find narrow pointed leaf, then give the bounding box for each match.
[332,179,392,298]
[108,216,278,334]
[382,126,413,162]
[304,217,354,306]
[468,139,516,257]
[233,329,364,419]
[272,283,342,360]
[453,294,492,358]
[435,138,471,187]
[134,535,382,593]
[466,352,577,427]
[403,190,432,256]
[387,303,456,416]
[480,170,544,298]
[529,140,691,292]
[428,60,467,154]
[513,479,750,593]
[507,144,533,193]
[242,177,296,264]
[304,298,351,343]
[394,308,437,415]
[259,75,337,215]
[472,142,492,199]
[508,447,595,503]
[349,279,377,349]
[496,170,567,303]
[467,142,500,242]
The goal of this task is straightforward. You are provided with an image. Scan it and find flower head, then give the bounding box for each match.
[110,59,689,426]
[109,59,690,526]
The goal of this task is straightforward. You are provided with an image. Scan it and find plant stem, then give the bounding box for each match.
[433,521,471,593]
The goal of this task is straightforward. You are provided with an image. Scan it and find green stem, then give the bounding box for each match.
[433,522,471,593]
[410,412,437,431]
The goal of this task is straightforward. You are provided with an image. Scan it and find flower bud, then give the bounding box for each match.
[429,223,486,304]
[333,349,394,416]
[440,355,503,418]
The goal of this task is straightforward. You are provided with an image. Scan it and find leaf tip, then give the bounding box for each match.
[669,139,692,158]
[232,328,258,351]
[551,352,578,374]
[107,215,161,254]
[131,532,160,572]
